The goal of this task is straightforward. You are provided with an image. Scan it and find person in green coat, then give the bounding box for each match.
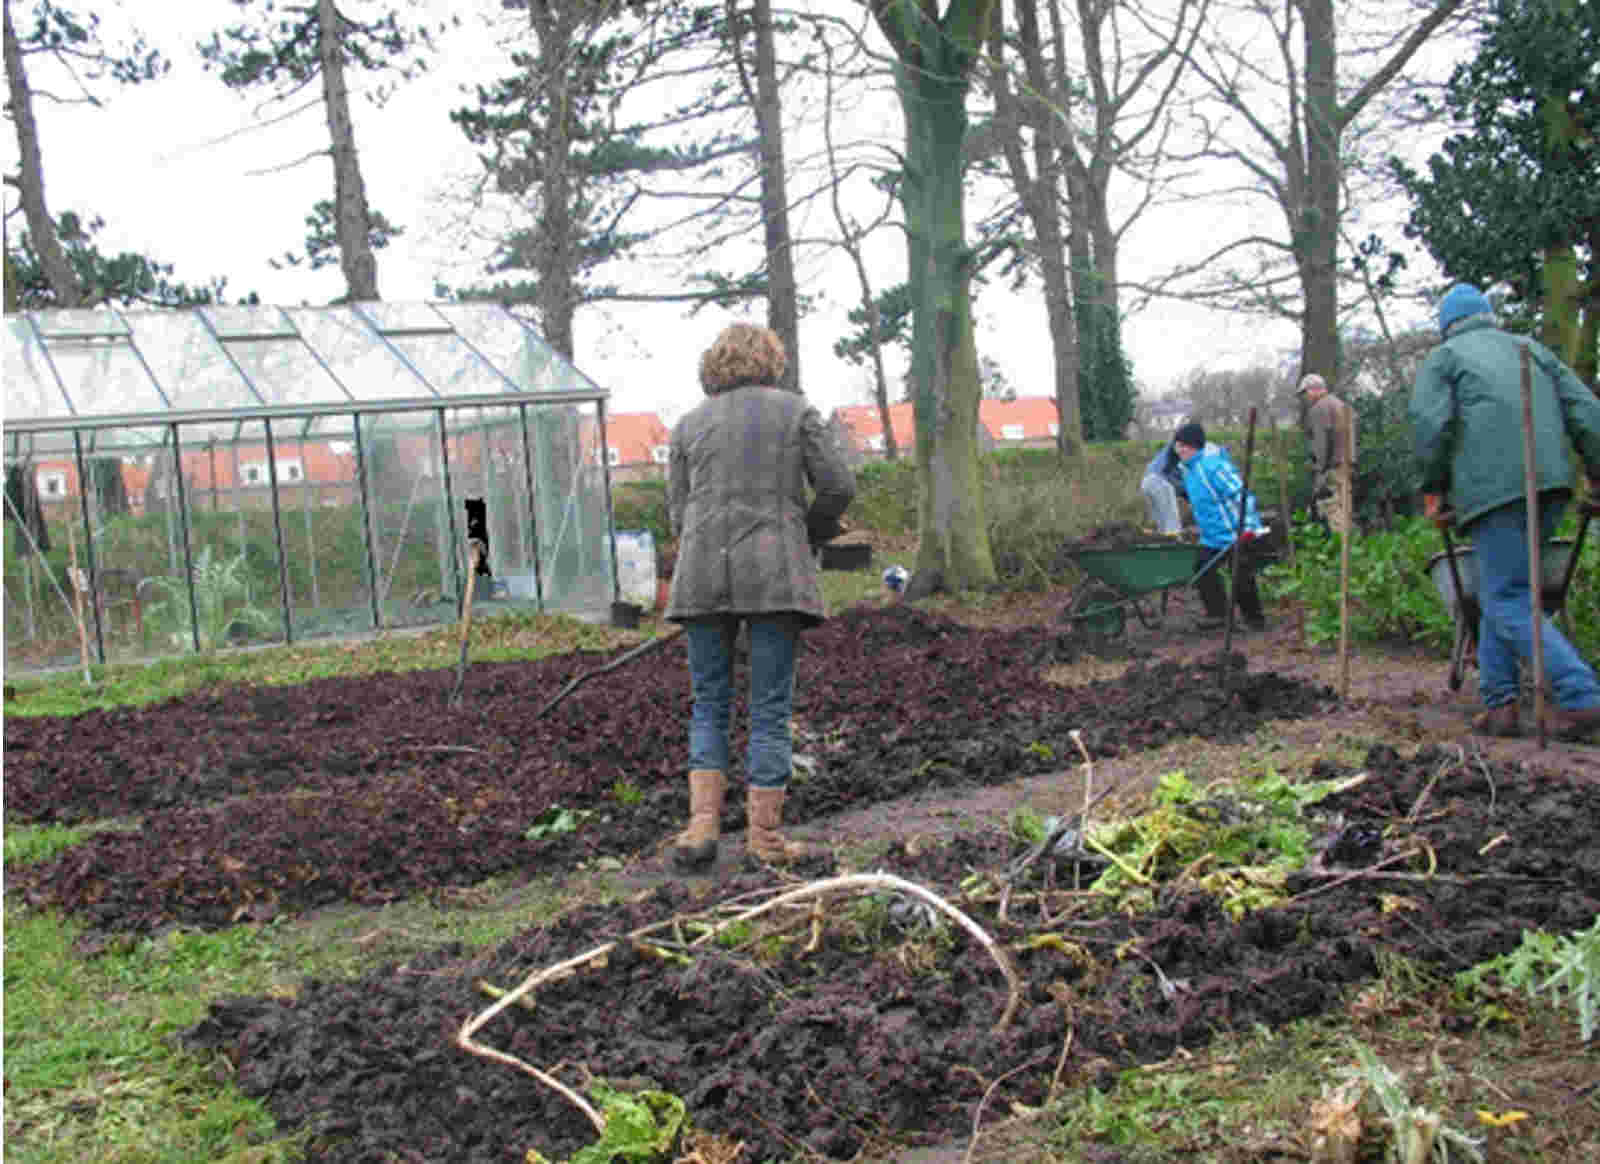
[1409,283,1600,741]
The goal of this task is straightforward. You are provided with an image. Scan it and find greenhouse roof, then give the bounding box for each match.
[2,302,607,454]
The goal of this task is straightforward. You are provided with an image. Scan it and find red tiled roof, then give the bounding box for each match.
[830,397,1060,451]
[601,412,672,466]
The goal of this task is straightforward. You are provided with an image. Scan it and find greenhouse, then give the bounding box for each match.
[3,301,627,676]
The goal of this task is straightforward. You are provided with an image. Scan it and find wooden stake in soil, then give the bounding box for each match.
[67,523,92,684]
[1222,406,1260,666]
[1338,407,1353,703]
[1276,419,1303,645]
[1520,345,1547,748]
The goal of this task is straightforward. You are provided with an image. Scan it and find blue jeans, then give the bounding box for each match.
[1142,474,1182,535]
[1468,498,1600,712]
[685,615,801,788]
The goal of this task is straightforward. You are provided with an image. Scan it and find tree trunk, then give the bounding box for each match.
[741,0,800,392]
[991,0,1081,457]
[4,0,80,307]
[897,53,995,590]
[1299,0,1340,381]
[529,0,579,358]
[318,0,379,302]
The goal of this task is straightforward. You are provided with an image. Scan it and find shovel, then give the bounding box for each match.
[448,498,492,709]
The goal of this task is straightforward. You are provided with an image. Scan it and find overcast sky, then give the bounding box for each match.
[4,0,1442,426]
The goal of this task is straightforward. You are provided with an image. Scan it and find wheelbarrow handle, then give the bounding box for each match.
[1559,502,1593,602]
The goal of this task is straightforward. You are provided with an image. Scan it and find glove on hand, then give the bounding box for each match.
[1423,493,1454,532]
[805,512,849,548]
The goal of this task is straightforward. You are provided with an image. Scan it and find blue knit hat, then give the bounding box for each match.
[1438,283,1491,335]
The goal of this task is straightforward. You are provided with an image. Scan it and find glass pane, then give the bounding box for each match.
[392,333,508,398]
[359,301,453,335]
[4,318,75,422]
[435,303,604,396]
[127,309,264,416]
[528,400,613,614]
[198,304,299,340]
[30,308,130,339]
[254,418,372,643]
[3,447,93,671]
[177,418,288,652]
[287,306,436,403]
[438,405,540,614]
[44,337,168,418]
[362,408,455,631]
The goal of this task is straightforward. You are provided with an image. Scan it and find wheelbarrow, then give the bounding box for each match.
[1062,542,1232,638]
[1426,535,1585,692]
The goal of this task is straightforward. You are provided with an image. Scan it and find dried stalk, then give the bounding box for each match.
[456,872,1024,1142]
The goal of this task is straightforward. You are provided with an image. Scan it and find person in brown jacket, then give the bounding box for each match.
[664,323,856,869]
[1297,373,1356,533]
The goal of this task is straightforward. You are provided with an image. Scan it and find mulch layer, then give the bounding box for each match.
[8,603,1598,1161]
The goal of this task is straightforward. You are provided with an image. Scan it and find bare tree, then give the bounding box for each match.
[728,0,801,391]
[817,23,902,458]
[4,0,167,307]
[199,0,441,303]
[1138,0,1468,381]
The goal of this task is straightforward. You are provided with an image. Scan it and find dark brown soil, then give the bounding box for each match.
[8,598,1600,1162]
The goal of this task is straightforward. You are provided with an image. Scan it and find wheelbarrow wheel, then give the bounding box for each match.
[1066,581,1127,638]
[1448,610,1473,692]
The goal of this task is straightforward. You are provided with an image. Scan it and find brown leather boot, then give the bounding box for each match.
[746,785,812,862]
[1472,703,1521,738]
[671,769,724,871]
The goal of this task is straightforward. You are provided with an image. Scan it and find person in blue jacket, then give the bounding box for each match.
[1140,440,1186,535]
[1173,421,1267,630]
[1410,283,1600,741]
[1141,433,1228,535]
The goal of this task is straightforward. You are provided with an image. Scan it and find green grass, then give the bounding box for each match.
[5,610,644,719]
[2,846,603,1163]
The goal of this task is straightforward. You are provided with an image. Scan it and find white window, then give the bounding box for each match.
[1001,424,1025,441]
[242,459,303,485]
[868,434,885,452]
[1048,423,1059,437]
[594,447,621,467]
[36,469,67,498]
[651,445,670,464]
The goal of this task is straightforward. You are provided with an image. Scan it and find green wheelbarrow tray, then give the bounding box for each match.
[1064,542,1232,636]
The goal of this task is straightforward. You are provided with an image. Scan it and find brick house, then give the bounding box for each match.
[589,411,672,482]
[829,396,1065,460]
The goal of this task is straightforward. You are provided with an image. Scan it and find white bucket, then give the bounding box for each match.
[614,530,658,608]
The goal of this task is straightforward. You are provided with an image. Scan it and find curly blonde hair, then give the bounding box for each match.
[698,323,788,394]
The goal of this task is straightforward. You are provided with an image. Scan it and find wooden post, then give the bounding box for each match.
[67,524,92,685]
[1278,420,1302,644]
[1520,346,1546,747]
[1338,407,1352,702]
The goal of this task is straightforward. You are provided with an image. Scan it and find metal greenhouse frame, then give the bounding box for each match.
[2,301,624,675]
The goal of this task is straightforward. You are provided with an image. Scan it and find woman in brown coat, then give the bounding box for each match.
[664,323,855,868]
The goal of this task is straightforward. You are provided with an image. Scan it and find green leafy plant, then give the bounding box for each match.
[611,779,643,807]
[1456,917,1600,1040]
[524,1080,686,1164]
[1263,517,1458,648]
[524,806,586,841]
[1336,1041,1484,1163]
[142,544,276,650]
